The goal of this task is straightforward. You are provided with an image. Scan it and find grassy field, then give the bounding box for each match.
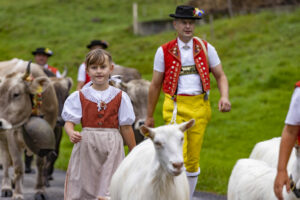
[0,0,299,195]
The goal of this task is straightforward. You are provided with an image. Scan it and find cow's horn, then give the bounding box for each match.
[120,82,128,89]
[23,60,32,80]
[61,66,68,78]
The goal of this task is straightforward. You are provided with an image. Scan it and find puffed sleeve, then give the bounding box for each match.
[118,91,136,126]
[61,91,82,124]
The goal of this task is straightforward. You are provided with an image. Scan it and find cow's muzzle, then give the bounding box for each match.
[0,118,12,130]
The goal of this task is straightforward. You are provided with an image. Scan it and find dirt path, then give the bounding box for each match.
[0,168,227,200]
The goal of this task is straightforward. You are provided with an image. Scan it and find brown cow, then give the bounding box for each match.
[45,76,72,184]
[0,59,58,200]
[112,78,150,144]
[23,66,73,187]
[112,64,141,83]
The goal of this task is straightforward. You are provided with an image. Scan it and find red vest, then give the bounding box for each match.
[47,65,58,75]
[296,81,300,88]
[79,91,122,128]
[161,38,210,96]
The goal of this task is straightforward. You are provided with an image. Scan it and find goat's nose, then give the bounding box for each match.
[0,121,2,128]
[172,162,183,170]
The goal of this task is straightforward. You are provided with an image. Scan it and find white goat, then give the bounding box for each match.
[110,119,195,200]
[228,146,300,200]
[249,137,296,172]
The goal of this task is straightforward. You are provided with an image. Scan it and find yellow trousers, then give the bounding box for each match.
[163,93,211,175]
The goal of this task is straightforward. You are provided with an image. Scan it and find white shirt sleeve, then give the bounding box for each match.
[285,87,300,125]
[207,42,221,68]
[77,63,86,82]
[153,47,165,72]
[61,91,82,124]
[118,91,136,126]
[56,70,62,78]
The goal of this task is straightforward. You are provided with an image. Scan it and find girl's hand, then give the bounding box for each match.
[69,131,82,143]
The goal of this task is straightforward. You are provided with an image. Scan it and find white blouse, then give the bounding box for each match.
[62,85,135,126]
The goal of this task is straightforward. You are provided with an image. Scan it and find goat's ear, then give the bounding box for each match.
[139,125,154,139]
[179,119,195,133]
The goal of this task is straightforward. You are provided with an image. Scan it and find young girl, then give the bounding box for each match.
[62,49,136,200]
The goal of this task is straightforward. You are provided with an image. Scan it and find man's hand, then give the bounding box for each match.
[274,170,290,200]
[145,117,155,128]
[69,131,82,144]
[218,97,231,112]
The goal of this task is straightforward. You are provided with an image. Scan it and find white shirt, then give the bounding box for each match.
[62,85,135,126]
[285,87,300,126]
[153,38,221,95]
[77,63,86,82]
[44,64,62,78]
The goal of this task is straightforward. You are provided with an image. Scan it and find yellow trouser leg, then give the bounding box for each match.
[163,94,211,174]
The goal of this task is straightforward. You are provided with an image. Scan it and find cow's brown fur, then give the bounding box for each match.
[0,59,58,199]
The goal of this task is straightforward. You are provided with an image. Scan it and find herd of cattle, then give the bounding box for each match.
[0,58,149,200]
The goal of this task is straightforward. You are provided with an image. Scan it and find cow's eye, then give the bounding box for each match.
[13,93,20,98]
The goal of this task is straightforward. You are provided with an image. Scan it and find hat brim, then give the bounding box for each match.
[87,43,108,49]
[169,14,202,20]
[32,51,52,57]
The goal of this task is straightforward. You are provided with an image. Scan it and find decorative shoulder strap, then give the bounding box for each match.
[194,36,209,67]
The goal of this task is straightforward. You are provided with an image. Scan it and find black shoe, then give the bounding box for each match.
[47,175,54,181]
[25,167,35,174]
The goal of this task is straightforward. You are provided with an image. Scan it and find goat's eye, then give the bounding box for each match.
[154,141,163,148]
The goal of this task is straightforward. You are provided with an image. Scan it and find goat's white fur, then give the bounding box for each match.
[249,137,296,171]
[228,146,300,200]
[110,120,195,200]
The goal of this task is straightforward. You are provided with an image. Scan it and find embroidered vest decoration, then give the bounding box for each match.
[161,38,210,96]
[79,91,122,128]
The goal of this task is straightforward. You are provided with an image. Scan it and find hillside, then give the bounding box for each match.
[1,0,300,195]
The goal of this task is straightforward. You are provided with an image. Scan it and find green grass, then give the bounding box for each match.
[0,0,300,195]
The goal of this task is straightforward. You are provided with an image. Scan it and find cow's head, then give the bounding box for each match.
[112,78,150,144]
[0,69,51,130]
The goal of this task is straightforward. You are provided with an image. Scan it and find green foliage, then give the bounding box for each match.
[0,0,299,195]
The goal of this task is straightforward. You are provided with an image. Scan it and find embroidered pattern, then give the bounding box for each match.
[81,86,121,112]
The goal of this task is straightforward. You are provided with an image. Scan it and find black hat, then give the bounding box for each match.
[169,5,204,20]
[86,40,109,49]
[32,47,53,57]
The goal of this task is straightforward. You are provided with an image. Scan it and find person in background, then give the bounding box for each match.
[274,81,300,200]
[76,40,109,90]
[63,49,136,199]
[32,47,62,77]
[145,5,231,200]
